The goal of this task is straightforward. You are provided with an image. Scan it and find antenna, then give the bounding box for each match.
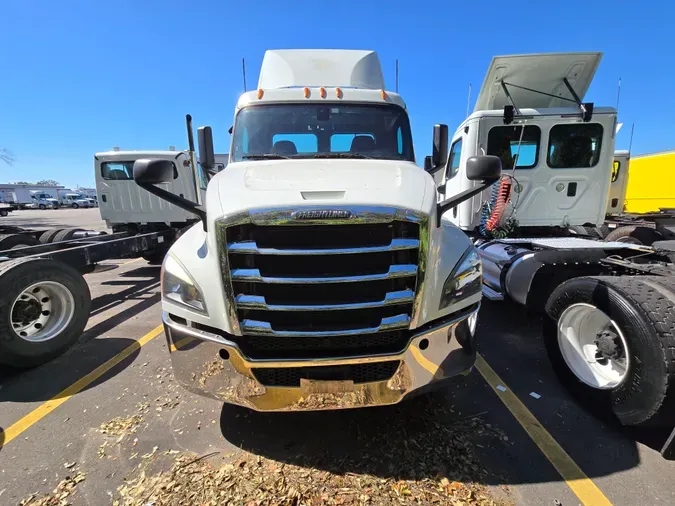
[242,58,247,92]
[616,77,622,112]
[466,83,472,118]
[628,123,635,154]
[395,59,399,93]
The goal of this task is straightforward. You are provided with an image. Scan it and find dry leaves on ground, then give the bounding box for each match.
[19,472,85,506]
[115,406,509,506]
[99,414,144,439]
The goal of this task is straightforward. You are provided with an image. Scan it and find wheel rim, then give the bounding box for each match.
[10,281,76,342]
[557,303,630,389]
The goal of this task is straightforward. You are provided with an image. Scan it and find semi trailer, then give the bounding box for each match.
[130,48,502,412]
[428,51,675,433]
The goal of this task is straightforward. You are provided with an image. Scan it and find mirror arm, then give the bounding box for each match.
[435,179,497,227]
[137,182,207,231]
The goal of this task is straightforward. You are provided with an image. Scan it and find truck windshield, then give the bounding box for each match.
[231,104,415,162]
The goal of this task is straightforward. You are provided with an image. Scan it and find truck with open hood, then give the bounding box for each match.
[428,52,675,438]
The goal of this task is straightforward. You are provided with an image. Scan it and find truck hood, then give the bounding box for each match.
[213,159,431,216]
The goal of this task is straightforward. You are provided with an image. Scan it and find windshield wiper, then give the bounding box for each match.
[313,153,373,159]
[242,154,291,160]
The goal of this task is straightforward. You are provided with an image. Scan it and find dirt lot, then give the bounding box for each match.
[1,210,675,505]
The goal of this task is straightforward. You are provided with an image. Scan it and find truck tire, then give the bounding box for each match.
[39,228,65,244]
[0,234,40,251]
[0,209,8,217]
[544,276,675,426]
[53,228,84,243]
[39,204,46,210]
[142,249,168,265]
[71,203,79,209]
[604,225,662,245]
[0,258,91,368]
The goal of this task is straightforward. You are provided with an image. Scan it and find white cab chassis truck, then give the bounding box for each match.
[429,52,675,438]
[0,118,220,368]
[131,49,502,412]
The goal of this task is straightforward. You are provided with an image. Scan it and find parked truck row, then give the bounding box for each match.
[2,50,674,455]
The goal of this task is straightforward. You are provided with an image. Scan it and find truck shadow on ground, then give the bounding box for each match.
[0,278,161,403]
[478,299,675,458]
[218,374,641,487]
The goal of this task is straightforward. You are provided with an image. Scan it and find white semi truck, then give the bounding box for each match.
[429,51,675,432]
[131,49,502,412]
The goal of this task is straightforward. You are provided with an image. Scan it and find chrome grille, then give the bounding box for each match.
[218,207,426,357]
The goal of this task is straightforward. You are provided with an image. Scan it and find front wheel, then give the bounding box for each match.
[0,258,91,368]
[0,209,8,217]
[71,203,79,209]
[39,204,46,210]
[544,276,675,427]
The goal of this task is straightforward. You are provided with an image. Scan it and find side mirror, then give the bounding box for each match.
[466,155,502,182]
[435,155,502,227]
[133,159,175,185]
[198,126,215,171]
[423,156,433,173]
[432,124,448,168]
[133,158,207,228]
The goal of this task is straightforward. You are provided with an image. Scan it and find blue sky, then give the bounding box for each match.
[0,0,672,188]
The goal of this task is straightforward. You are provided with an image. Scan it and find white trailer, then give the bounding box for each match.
[428,51,675,435]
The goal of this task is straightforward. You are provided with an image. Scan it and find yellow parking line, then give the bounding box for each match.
[0,325,164,450]
[475,353,613,506]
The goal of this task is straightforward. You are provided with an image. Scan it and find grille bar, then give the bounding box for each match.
[231,264,417,284]
[241,314,411,337]
[235,289,414,312]
[227,238,420,256]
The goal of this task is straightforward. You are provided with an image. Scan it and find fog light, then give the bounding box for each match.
[455,313,478,353]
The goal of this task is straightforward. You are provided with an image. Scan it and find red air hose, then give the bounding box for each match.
[485,176,513,232]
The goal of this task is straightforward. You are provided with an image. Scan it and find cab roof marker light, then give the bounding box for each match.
[257,89,264,99]
[320,87,327,98]
[336,87,342,98]
[381,89,387,100]
[304,87,310,98]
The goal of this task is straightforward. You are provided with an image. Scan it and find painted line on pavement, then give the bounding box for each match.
[0,325,164,450]
[475,353,613,506]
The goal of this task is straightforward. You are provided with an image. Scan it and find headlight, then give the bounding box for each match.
[439,247,482,309]
[161,255,207,313]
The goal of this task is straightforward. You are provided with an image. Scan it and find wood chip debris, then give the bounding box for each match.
[114,410,509,506]
[19,472,85,506]
[98,415,144,438]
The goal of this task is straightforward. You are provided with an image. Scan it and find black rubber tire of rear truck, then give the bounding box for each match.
[544,276,675,427]
[39,228,65,244]
[53,228,84,243]
[0,233,40,250]
[0,258,91,368]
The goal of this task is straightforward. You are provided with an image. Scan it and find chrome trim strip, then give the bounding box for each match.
[163,305,476,367]
[235,289,414,311]
[231,264,417,284]
[227,238,419,256]
[241,314,411,337]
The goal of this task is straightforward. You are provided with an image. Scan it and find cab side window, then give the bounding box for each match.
[446,139,463,181]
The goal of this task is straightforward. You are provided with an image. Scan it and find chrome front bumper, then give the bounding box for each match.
[162,307,478,412]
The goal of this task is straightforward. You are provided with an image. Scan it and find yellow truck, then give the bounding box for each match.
[600,150,675,244]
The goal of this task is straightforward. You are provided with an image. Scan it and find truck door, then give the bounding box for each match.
[606,152,629,216]
[439,136,464,225]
